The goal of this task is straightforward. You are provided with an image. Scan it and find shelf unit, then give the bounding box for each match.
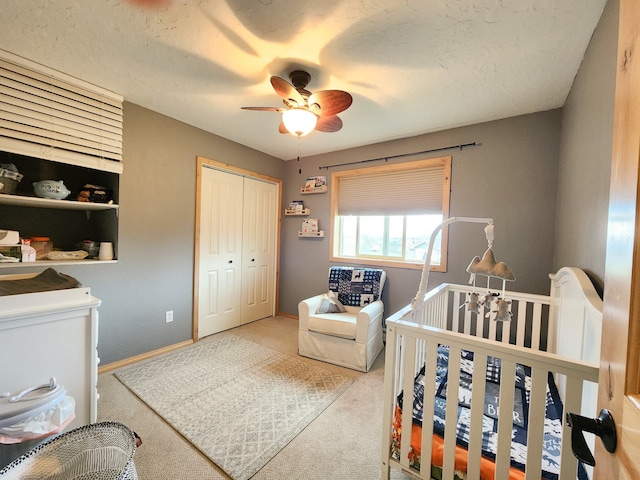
[0,154,120,269]
[0,194,118,212]
[300,186,327,194]
[285,208,311,216]
[0,259,117,269]
[298,230,325,238]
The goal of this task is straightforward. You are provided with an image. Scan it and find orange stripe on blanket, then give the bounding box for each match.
[394,406,526,480]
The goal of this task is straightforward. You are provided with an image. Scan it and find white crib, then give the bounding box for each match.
[381,267,602,480]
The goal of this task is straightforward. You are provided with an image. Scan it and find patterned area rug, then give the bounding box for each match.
[115,335,353,480]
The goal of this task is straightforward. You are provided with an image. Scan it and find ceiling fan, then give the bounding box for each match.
[241,70,352,137]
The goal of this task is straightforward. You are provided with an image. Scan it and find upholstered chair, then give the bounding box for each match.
[298,266,386,372]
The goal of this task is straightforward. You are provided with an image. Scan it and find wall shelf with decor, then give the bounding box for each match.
[298,218,323,238]
[298,231,325,238]
[285,208,311,216]
[300,176,327,194]
[300,186,327,194]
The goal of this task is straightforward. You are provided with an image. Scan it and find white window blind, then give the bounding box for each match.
[0,51,123,173]
[336,159,448,216]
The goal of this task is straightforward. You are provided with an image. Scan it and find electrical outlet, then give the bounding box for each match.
[165,310,174,323]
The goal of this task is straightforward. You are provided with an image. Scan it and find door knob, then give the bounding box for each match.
[228,260,233,263]
[565,409,617,466]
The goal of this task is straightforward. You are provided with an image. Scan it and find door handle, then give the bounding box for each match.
[565,409,617,466]
[228,260,233,263]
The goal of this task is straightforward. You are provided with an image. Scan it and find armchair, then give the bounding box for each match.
[298,266,386,372]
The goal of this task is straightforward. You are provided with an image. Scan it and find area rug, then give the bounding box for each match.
[114,335,354,480]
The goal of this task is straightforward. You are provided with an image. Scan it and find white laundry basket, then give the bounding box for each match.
[0,422,138,480]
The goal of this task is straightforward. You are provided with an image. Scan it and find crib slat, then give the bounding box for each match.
[475,309,484,338]
[516,300,527,347]
[488,313,497,341]
[442,345,462,480]
[452,291,462,332]
[558,375,583,480]
[498,312,509,342]
[381,324,399,480]
[530,302,542,350]
[494,360,517,479]
[466,352,487,480]
[439,290,449,329]
[463,306,473,336]
[418,341,439,479]
[524,367,547,480]
[399,336,418,469]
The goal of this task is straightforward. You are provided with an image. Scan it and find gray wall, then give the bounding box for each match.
[553,0,617,290]
[279,110,562,317]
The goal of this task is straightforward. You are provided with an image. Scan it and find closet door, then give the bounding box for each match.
[197,166,244,338]
[241,177,277,324]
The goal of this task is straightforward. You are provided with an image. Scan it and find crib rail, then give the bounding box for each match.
[381,319,599,480]
[412,283,552,347]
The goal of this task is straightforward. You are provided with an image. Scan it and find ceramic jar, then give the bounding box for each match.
[33,180,71,200]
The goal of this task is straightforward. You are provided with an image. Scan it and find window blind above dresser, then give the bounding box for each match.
[0,50,123,174]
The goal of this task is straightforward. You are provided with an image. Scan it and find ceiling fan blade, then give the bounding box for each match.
[241,106,284,112]
[278,122,289,134]
[270,76,304,106]
[308,90,353,116]
[315,115,343,133]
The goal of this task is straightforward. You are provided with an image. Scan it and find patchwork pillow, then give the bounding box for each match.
[316,291,347,314]
[328,267,384,307]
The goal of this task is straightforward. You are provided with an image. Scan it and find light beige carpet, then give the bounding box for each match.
[114,334,353,480]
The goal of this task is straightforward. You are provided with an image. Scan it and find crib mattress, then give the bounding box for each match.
[393,345,588,480]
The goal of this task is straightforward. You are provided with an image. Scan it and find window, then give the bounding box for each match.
[330,157,451,270]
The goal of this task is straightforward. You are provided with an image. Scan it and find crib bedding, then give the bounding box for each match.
[393,345,587,480]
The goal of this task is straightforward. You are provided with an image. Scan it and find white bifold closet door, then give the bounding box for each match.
[198,166,277,338]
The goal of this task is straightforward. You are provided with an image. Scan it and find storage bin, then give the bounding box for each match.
[0,168,23,195]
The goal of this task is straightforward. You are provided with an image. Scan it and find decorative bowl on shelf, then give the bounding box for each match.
[33,180,71,200]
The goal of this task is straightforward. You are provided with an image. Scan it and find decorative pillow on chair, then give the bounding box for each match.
[328,267,384,307]
[316,291,347,314]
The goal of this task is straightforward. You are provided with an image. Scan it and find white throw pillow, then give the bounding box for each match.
[316,292,346,314]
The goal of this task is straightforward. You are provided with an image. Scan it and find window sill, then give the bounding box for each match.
[329,255,445,272]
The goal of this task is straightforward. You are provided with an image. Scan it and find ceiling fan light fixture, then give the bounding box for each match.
[282,108,318,137]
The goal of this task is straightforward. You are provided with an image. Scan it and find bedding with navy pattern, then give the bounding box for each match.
[397,345,588,480]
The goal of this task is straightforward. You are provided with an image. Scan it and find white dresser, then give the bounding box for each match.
[0,278,100,430]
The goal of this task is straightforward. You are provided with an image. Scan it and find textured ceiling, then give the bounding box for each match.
[1,0,607,161]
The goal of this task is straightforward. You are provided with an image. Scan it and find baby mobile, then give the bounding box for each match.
[461,224,516,321]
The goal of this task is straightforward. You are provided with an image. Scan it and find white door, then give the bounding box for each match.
[197,166,244,337]
[241,177,278,324]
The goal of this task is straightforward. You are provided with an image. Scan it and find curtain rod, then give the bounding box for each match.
[317,141,479,170]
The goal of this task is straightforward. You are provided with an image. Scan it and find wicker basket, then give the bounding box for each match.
[0,168,23,195]
[0,422,138,480]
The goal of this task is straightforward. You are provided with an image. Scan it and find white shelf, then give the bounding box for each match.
[298,230,325,238]
[285,208,311,216]
[300,186,327,195]
[0,193,118,211]
[0,259,117,269]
